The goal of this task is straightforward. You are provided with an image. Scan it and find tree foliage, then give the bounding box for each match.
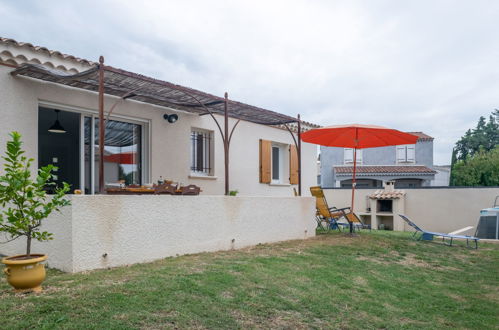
[0,132,71,257]
[450,110,499,186]
[451,146,499,186]
[454,110,498,161]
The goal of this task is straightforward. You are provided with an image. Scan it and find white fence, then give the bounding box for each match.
[0,195,315,272]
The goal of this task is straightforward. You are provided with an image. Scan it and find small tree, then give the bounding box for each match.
[0,132,70,257]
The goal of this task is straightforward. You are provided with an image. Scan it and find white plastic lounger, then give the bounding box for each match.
[399,214,479,249]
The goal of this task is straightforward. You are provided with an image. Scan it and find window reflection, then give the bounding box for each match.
[92,119,142,188]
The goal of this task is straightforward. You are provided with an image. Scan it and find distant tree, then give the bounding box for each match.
[451,146,499,186]
[454,110,498,161]
[450,110,498,186]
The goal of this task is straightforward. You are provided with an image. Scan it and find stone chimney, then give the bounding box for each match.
[384,180,395,192]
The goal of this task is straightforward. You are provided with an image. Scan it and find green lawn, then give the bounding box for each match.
[1,231,498,329]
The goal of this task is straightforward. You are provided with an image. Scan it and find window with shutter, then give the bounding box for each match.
[344,148,362,164]
[396,145,416,163]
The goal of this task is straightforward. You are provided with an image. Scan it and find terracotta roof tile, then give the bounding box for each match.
[0,37,95,66]
[406,131,433,141]
[334,165,437,175]
[369,190,406,199]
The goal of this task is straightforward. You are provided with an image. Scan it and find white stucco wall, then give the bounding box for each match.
[0,195,315,272]
[0,206,74,272]
[0,63,316,197]
[323,187,499,234]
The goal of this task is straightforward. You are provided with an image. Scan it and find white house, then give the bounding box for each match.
[0,37,319,196]
[0,37,317,272]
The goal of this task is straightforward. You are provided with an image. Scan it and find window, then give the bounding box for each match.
[344,148,362,164]
[396,145,415,163]
[91,117,144,192]
[259,140,298,185]
[191,129,213,175]
[271,144,284,183]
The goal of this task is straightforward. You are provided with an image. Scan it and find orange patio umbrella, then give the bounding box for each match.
[302,124,419,231]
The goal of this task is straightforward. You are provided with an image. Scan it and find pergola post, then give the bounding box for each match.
[282,115,303,196]
[224,92,229,196]
[98,56,105,194]
[297,114,302,196]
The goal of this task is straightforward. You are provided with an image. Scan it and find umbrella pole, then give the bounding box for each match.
[350,147,358,234]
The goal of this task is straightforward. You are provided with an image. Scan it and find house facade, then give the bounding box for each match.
[320,132,437,188]
[0,37,318,196]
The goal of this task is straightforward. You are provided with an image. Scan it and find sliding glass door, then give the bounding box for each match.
[40,107,145,194]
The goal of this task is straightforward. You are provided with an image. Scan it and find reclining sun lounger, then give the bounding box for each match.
[398,214,479,249]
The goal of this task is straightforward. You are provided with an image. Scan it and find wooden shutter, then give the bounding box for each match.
[344,148,353,163]
[259,139,271,183]
[289,145,298,184]
[396,146,406,162]
[355,149,362,164]
[407,145,415,162]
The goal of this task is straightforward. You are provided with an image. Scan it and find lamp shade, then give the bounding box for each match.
[48,110,66,133]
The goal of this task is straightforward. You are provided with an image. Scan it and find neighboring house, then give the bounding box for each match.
[431,165,451,186]
[0,37,318,196]
[320,132,437,188]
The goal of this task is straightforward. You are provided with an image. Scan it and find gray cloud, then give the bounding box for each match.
[1,0,498,164]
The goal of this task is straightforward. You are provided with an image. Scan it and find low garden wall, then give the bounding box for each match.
[0,195,315,272]
[324,187,499,234]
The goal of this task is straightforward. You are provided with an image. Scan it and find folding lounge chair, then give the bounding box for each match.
[309,186,352,231]
[399,214,479,249]
[344,212,371,232]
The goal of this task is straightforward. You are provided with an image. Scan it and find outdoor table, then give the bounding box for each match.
[105,187,185,195]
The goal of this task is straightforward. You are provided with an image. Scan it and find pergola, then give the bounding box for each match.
[11,57,306,195]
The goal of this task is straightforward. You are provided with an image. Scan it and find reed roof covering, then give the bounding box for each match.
[11,63,299,126]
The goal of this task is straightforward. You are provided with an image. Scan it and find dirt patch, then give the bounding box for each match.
[382,302,402,312]
[353,276,368,286]
[220,291,233,299]
[356,256,389,265]
[239,234,359,257]
[397,254,432,268]
[397,254,459,271]
[445,293,466,302]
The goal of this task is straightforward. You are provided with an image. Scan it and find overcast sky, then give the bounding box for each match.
[1,0,498,164]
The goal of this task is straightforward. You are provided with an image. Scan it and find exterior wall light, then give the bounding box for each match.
[48,110,66,133]
[164,114,178,123]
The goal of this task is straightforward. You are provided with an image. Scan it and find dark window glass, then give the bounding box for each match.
[272,146,280,180]
[84,116,92,194]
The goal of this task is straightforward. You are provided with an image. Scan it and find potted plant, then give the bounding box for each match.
[0,132,70,292]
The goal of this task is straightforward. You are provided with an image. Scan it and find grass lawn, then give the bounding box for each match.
[1,231,498,329]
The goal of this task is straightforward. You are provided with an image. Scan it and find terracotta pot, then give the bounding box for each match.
[1,254,48,293]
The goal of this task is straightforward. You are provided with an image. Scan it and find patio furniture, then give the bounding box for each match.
[310,186,351,231]
[106,187,155,195]
[399,214,479,249]
[180,184,201,195]
[344,212,371,232]
[153,183,177,195]
[302,125,419,234]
